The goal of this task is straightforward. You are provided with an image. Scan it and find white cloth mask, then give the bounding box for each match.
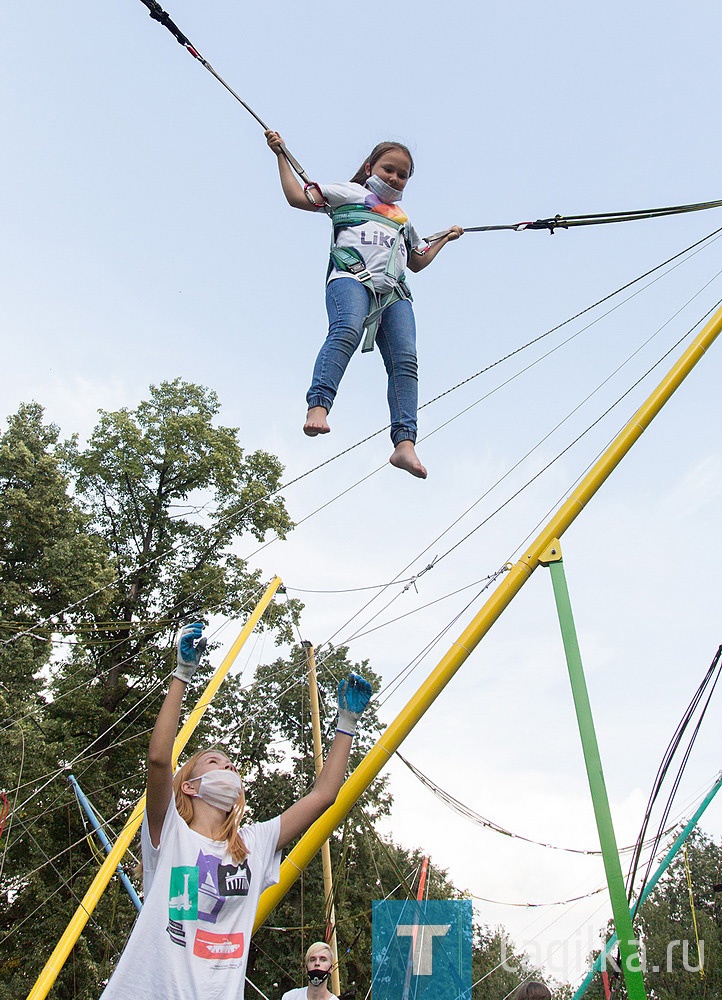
[188,769,243,812]
[365,173,404,204]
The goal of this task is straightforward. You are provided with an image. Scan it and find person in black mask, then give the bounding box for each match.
[282,942,338,1000]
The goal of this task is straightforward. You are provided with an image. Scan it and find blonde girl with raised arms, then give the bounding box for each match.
[100,623,371,1000]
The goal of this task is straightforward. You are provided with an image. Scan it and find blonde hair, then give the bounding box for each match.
[513,984,551,1000]
[305,941,335,966]
[173,748,248,864]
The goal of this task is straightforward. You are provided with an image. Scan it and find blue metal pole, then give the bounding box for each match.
[67,773,142,912]
[572,772,722,999]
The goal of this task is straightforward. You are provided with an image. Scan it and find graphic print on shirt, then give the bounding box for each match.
[166,917,187,948]
[364,193,408,226]
[193,928,245,962]
[197,850,225,922]
[168,865,199,921]
[218,859,251,896]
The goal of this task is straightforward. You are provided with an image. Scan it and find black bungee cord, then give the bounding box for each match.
[135,0,722,246]
[136,0,315,187]
[425,197,722,242]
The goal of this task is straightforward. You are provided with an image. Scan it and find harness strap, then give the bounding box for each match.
[329,205,413,352]
[331,204,405,233]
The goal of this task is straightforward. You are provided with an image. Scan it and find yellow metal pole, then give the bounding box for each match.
[28,576,283,1000]
[255,304,722,929]
[303,641,342,996]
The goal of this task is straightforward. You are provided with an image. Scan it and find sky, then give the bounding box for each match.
[3,0,722,991]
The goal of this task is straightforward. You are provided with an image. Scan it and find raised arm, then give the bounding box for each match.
[277,673,372,849]
[265,129,322,211]
[146,623,207,846]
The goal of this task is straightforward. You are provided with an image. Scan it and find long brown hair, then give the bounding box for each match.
[349,141,415,185]
[173,748,248,864]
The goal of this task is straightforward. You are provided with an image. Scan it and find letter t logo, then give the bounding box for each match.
[396,924,451,975]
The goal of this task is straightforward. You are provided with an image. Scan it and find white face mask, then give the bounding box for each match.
[188,769,243,813]
[365,173,404,204]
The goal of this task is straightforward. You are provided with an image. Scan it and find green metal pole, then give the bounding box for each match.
[541,540,647,1000]
[573,772,722,999]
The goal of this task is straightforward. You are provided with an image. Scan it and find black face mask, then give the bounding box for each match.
[307,970,330,987]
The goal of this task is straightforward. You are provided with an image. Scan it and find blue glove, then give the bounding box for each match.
[337,673,372,736]
[173,622,207,683]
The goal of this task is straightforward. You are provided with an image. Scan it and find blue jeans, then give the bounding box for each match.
[306,278,418,445]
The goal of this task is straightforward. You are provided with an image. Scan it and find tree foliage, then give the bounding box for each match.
[584,829,722,999]
[1,385,556,1000]
[0,383,298,999]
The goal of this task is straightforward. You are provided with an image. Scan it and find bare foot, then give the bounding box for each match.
[389,440,427,479]
[304,406,331,437]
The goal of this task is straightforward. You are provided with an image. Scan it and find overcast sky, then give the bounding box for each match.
[3,0,722,990]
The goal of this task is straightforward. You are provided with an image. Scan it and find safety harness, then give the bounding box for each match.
[327,204,415,353]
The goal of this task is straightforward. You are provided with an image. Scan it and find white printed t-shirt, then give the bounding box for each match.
[101,799,281,1000]
[282,988,339,1000]
[319,182,421,294]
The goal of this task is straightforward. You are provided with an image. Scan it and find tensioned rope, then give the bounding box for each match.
[3,631,297,849]
[134,0,722,241]
[0,661,312,946]
[274,291,722,762]
[8,269,718,841]
[299,285,722,696]
[395,752,680,858]
[4,248,716,908]
[2,225,719,655]
[628,643,722,915]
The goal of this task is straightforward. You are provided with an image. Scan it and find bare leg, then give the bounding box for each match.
[304,406,331,437]
[389,440,427,479]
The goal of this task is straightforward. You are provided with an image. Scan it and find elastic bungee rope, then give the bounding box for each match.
[136,0,314,187]
[135,1,722,245]
[425,197,722,242]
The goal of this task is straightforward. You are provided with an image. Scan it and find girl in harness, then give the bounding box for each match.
[266,131,463,479]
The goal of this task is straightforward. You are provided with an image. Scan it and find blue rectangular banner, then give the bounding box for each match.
[372,899,472,1000]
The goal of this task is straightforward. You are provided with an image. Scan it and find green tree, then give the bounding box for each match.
[0,386,563,1000]
[584,830,722,999]
[0,402,114,1000]
[0,383,299,1000]
[0,402,112,702]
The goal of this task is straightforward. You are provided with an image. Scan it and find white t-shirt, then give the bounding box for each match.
[319,181,421,294]
[282,988,339,1000]
[101,800,281,1000]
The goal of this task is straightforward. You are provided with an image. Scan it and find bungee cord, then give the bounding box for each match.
[133,0,722,248]
[628,643,722,916]
[0,720,24,883]
[425,196,722,242]
[8,279,718,870]
[395,752,681,859]
[272,285,722,733]
[5,244,722,982]
[135,0,317,190]
[467,886,607,909]
[500,289,722,569]
[293,277,722,680]
[2,225,719,655]
[0,572,272,737]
